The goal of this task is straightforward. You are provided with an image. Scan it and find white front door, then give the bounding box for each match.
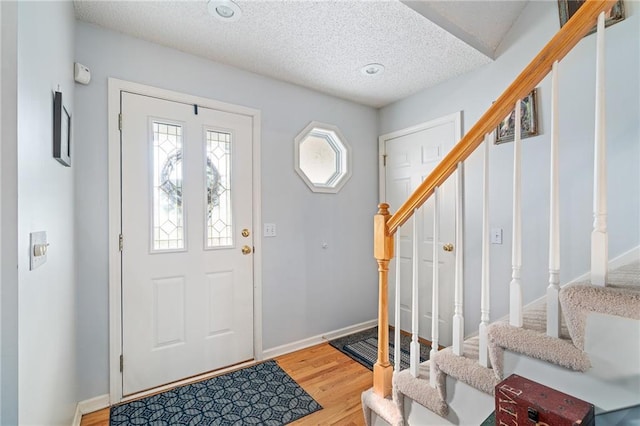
[120,92,254,396]
[381,113,460,347]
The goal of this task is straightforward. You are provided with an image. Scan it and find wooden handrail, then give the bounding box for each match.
[386,0,616,235]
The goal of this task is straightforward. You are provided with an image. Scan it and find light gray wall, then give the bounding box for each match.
[379,1,639,335]
[17,1,77,425]
[1,2,19,424]
[74,22,379,400]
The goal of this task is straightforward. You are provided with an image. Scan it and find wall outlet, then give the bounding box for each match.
[491,228,503,244]
[264,223,276,237]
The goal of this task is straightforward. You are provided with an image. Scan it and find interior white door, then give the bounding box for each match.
[120,92,254,396]
[382,116,459,347]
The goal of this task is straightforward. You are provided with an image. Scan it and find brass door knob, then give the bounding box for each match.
[443,243,454,252]
[241,245,252,255]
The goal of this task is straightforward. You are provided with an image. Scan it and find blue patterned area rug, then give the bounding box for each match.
[344,337,415,371]
[110,360,321,425]
[330,327,429,371]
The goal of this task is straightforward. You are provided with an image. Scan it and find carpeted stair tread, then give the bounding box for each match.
[432,336,499,395]
[515,298,571,339]
[605,260,640,289]
[560,283,640,350]
[573,260,640,291]
[361,388,404,426]
[393,360,448,418]
[485,262,640,377]
[487,321,591,380]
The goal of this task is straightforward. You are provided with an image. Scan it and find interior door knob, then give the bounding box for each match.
[241,245,252,255]
[443,243,454,252]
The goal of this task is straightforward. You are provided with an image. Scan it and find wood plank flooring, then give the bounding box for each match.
[80,343,371,426]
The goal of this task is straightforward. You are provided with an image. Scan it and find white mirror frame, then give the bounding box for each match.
[294,121,352,194]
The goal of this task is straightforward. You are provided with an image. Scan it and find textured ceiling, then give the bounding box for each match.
[74,1,526,108]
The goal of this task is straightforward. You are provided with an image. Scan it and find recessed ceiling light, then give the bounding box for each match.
[360,63,385,76]
[208,0,242,22]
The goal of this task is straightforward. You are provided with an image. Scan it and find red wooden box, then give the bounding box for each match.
[495,374,594,426]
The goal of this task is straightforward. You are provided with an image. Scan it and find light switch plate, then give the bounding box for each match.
[30,231,47,270]
[491,228,503,245]
[264,223,276,237]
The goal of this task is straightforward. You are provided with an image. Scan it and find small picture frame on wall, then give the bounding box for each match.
[495,88,539,145]
[53,91,71,167]
[558,0,625,35]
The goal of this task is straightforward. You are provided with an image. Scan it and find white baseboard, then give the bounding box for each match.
[262,319,377,360]
[71,394,110,426]
[322,319,378,341]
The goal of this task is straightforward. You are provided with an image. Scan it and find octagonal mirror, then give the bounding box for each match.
[294,122,352,193]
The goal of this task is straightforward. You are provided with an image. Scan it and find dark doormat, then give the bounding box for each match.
[329,327,430,371]
[110,360,321,425]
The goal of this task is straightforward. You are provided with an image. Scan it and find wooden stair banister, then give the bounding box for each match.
[373,203,393,397]
[372,0,616,398]
[386,0,617,235]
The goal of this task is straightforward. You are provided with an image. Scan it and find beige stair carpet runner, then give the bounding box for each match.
[362,260,640,422]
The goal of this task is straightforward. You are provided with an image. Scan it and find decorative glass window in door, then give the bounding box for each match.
[206,130,232,248]
[152,121,184,251]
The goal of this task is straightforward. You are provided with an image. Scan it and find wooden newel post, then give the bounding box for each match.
[373,203,394,398]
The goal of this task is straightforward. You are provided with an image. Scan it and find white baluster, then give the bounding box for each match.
[430,187,440,387]
[591,11,608,286]
[452,163,465,356]
[510,99,523,328]
[547,61,561,338]
[394,230,401,373]
[410,211,420,377]
[479,134,491,368]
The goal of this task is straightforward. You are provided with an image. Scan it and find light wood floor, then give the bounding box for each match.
[80,343,372,426]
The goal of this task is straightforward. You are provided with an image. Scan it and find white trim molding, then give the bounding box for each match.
[262,319,377,360]
[72,394,110,426]
[107,78,262,403]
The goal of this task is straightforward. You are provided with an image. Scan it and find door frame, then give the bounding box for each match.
[107,78,263,403]
[378,111,462,203]
[378,111,462,342]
